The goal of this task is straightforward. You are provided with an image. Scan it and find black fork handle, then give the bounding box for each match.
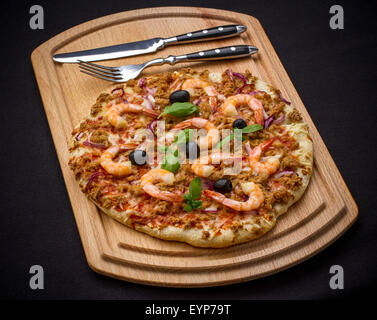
[183,45,258,61]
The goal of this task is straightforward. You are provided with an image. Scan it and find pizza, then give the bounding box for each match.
[68,68,313,248]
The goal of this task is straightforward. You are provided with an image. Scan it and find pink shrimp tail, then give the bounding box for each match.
[203,190,223,201]
[259,137,277,151]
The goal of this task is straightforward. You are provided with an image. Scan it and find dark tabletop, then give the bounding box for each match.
[0,0,376,300]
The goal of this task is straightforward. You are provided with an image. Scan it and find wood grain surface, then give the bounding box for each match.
[31,6,358,287]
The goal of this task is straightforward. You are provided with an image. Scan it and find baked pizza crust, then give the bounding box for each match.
[69,71,313,248]
[253,79,313,219]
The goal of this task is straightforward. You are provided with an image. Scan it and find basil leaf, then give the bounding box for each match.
[158,145,169,153]
[184,203,193,212]
[214,124,263,149]
[161,152,180,174]
[242,124,263,134]
[158,102,199,119]
[183,178,202,211]
[234,128,243,141]
[214,134,234,149]
[184,129,193,142]
[190,200,202,209]
[174,128,193,146]
[174,131,186,145]
[161,162,180,174]
[189,177,202,200]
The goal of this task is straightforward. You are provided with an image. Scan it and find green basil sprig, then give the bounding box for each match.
[214,124,263,149]
[184,177,202,212]
[174,128,194,145]
[241,124,264,134]
[158,102,199,119]
[161,148,180,174]
[160,128,195,173]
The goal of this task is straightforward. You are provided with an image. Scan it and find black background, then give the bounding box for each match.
[0,0,376,300]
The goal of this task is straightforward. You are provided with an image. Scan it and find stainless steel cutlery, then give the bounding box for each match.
[53,24,258,83]
[53,25,247,63]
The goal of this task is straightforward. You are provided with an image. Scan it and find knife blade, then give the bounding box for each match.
[52,24,247,63]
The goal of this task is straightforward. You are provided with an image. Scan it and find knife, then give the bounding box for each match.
[52,24,247,63]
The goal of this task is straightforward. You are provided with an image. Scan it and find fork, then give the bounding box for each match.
[78,45,258,83]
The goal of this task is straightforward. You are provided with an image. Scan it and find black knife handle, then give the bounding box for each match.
[165,25,246,45]
[182,45,257,61]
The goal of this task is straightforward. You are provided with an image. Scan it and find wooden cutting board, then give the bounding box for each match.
[31,7,358,287]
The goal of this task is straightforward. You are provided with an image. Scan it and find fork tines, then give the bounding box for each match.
[78,60,124,82]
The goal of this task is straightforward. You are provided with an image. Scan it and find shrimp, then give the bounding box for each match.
[173,117,220,150]
[245,138,280,176]
[106,102,159,128]
[191,153,242,178]
[182,79,218,112]
[221,94,264,126]
[100,144,137,176]
[203,182,264,212]
[140,168,183,202]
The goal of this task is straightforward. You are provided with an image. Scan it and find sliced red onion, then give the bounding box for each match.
[193,97,202,106]
[138,77,146,88]
[202,208,218,213]
[111,87,124,96]
[248,90,266,96]
[262,107,269,120]
[200,178,214,191]
[75,132,84,141]
[147,119,158,135]
[218,93,225,101]
[273,170,296,179]
[147,94,155,104]
[85,172,107,191]
[244,141,252,155]
[83,141,107,149]
[142,97,153,109]
[277,92,291,105]
[273,113,285,125]
[242,194,249,201]
[236,83,253,94]
[264,115,275,129]
[146,86,157,96]
[130,179,141,185]
[225,69,234,81]
[232,72,247,84]
[83,131,107,149]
